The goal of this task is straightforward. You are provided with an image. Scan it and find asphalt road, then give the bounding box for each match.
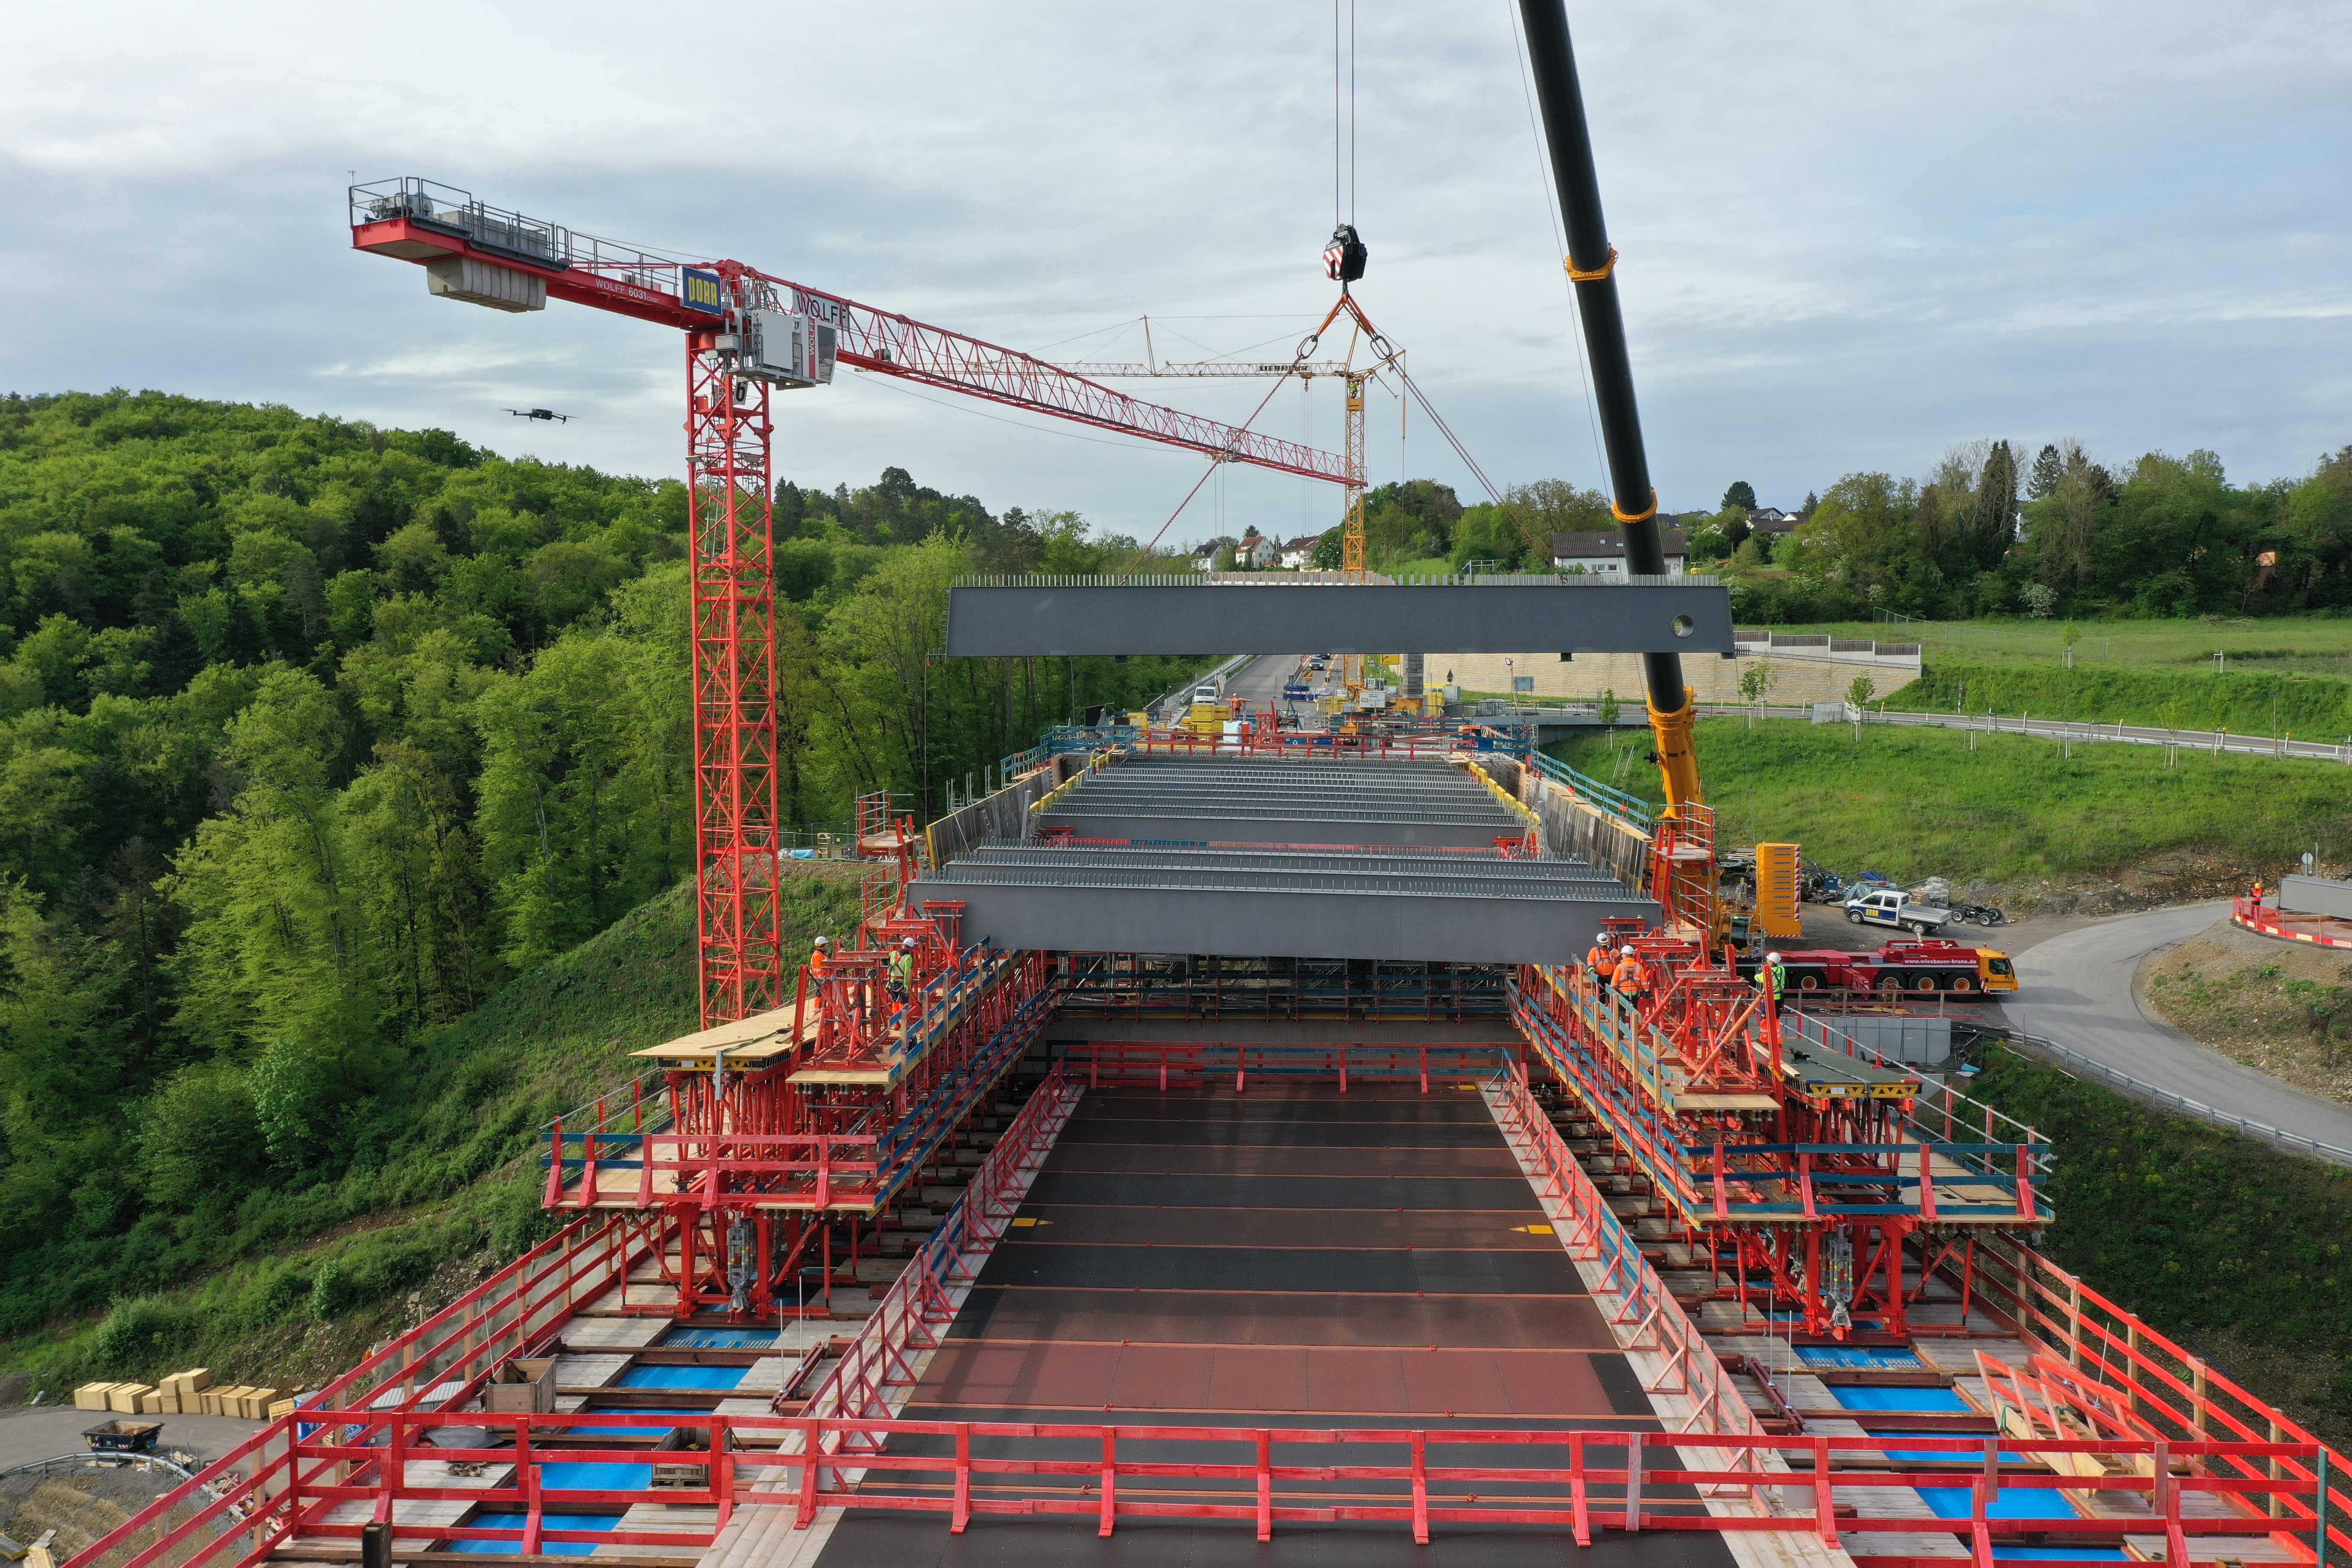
[0,1403,263,1472]
[1222,653,1315,718]
[1999,901,2352,1159]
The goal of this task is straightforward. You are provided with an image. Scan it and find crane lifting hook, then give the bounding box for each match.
[1323,224,1367,286]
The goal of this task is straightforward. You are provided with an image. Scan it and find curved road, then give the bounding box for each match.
[2002,902,2352,1161]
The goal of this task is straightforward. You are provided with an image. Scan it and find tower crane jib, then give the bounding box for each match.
[346,177,1353,1026]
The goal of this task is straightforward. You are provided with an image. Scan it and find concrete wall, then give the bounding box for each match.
[1422,647,1918,706]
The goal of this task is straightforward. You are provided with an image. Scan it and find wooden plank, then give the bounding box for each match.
[631,1004,812,1064]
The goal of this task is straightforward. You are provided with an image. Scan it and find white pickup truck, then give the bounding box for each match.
[1843,888,1954,936]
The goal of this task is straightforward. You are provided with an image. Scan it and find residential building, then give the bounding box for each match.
[1550,528,1688,576]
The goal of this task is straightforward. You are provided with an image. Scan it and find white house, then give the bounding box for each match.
[1550,528,1688,576]
[1277,535,1320,569]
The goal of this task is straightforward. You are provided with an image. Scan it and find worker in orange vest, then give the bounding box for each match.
[807,934,832,980]
[1610,947,1648,1001]
[2251,879,2265,908]
[1586,932,1614,977]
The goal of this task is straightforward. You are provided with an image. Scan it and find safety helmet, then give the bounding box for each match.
[812,935,829,947]
[1764,952,1782,964]
[1595,934,1611,946]
[902,936,917,949]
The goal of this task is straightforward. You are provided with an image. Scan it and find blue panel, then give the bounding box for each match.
[448,1512,617,1557]
[1916,1486,2083,1522]
[1830,1384,1972,1413]
[538,1462,654,1492]
[1798,1346,1923,1369]
[617,1364,748,1390]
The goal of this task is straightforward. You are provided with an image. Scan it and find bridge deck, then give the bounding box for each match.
[809,1079,1737,1566]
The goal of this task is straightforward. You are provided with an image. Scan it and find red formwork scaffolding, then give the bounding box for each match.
[540,934,1056,1319]
[1498,754,2054,1341]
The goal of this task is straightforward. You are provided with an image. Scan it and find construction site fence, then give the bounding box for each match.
[1981,1027,2352,1168]
[1942,1228,2352,1562]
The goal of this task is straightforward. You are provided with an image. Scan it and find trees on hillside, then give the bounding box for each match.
[1723,438,2352,624]
[0,390,1207,1332]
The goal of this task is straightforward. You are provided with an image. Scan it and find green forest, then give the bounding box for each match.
[1692,441,2352,622]
[0,389,1203,1341]
[1329,442,2352,625]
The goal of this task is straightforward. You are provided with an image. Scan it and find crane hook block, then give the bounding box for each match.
[1323,224,1368,284]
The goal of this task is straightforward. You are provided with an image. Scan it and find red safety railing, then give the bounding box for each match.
[1105,729,1476,762]
[544,1127,884,1212]
[71,1211,653,1568]
[1485,1057,1764,1444]
[793,1060,1082,1436]
[1950,1233,2352,1564]
[96,1410,2325,1568]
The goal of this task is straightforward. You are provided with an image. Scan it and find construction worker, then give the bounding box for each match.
[1610,945,1648,1003]
[1760,951,1789,1017]
[2251,879,2265,909]
[808,934,832,980]
[1586,932,1614,977]
[888,936,916,1001]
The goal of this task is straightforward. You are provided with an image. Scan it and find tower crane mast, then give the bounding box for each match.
[348,178,1354,1026]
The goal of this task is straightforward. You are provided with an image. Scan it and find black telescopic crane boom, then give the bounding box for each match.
[1518,0,1703,809]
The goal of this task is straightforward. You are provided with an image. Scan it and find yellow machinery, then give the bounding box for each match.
[1751,842,1805,940]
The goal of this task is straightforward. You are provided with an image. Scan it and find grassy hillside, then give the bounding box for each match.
[0,864,859,1400]
[1970,1046,2352,1450]
[1766,616,2352,678]
[1547,719,2352,895]
[1892,658,2352,736]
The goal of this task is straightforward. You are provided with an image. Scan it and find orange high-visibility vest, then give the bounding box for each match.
[1611,952,1646,993]
[808,946,832,979]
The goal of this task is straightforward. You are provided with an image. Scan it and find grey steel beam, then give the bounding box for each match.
[1036,808,1512,849]
[946,578,1733,656]
[907,877,1658,964]
[949,846,1622,884]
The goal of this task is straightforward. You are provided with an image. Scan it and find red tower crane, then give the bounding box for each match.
[346,178,1353,1028]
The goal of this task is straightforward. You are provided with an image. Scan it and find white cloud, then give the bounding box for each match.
[2,0,2346,538]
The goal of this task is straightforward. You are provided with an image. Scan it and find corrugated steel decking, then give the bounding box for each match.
[1033,755,1530,848]
[812,1081,1738,1566]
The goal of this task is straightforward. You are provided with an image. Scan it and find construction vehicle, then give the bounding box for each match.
[1843,885,1955,935]
[1752,939,2018,995]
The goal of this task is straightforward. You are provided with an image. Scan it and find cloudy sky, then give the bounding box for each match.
[4,1,2346,544]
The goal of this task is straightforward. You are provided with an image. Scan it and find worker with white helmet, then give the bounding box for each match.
[808,934,832,980]
[1759,951,1789,1015]
[888,935,916,1000]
